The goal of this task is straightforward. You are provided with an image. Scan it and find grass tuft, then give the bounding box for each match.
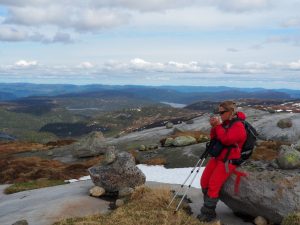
[53,186,207,225]
[281,211,300,225]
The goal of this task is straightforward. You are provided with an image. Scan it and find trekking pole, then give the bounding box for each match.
[174,152,208,212]
[167,149,209,210]
[167,158,203,209]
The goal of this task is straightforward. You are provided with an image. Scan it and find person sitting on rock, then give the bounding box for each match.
[198,100,247,222]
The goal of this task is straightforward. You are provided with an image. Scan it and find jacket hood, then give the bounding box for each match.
[236,111,246,120]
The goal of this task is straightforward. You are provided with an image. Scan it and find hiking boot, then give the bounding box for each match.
[197,212,216,222]
[197,196,218,222]
[197,205,217,222]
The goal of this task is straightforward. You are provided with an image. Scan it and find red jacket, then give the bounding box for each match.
[210,112,247,161]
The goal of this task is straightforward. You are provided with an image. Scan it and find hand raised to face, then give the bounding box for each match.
[209,116,221,127]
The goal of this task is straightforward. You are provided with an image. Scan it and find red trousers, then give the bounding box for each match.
[200,158,237,198]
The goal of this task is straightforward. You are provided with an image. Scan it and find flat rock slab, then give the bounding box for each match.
[0,181,110,225]
[1,181,253,225]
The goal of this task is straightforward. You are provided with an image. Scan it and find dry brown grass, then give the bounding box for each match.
[0,141,49,158]
[251,140,287,161]
[128,149,139,163]
[0,140,77,159]
[45,139,76,148]
[0,156,104,184]
[53,186,208,225]
[142,157,167,165]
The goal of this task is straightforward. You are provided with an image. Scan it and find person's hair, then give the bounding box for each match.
[219,100,237,115]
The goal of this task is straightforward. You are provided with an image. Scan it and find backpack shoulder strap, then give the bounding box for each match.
[222,117,243,129]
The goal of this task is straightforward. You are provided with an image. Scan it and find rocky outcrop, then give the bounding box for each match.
[71,131,110,158]
[88,151,146,193]
[220,160,300,224]
[252,112,300,143]
[12,220,28,225]
[277,145,300,169]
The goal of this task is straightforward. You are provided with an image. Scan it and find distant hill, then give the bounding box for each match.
[0,83,296,103]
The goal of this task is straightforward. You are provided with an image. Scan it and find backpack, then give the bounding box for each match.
[238,119,258,161]
[206,118,258,164]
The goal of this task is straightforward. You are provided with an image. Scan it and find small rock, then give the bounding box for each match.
[115,199,124,207]
[164,137,174,147]
[166,122,174,129]
[198,134,209,143]
[119,187,134,197]
[186,120,194,124]
[47,150,53,156]
[12,220,28,225]
[148,144,158,150]
[269,160,280,169]
[254,216,268,225]
[277,118,293,129]
[139,145,146,151]
[89,186,105,197]
[104,146,116,164]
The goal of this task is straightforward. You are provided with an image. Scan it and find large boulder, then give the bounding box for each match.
[173,136,197,147]
[277,118,293,129]
[88,151,146,193]
[277,145,300,169]
[72,131,109,158]
[220,160,300,224]
[252,113,300,143]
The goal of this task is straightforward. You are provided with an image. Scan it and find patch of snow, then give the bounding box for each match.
[65,165,204,189]
[65,179,78,183]
[137,164,204,189]
[79,176,91,181]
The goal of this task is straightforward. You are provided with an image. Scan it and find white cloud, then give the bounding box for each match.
[14,60,38,67]
[77,62,94,69]
[227,48,239,52]
[0,27,27,41]
[282,18,300,28]
[214,0,271,12]
[1,58,300,88]
[3,3,130,32]
[2,58,300,75]
[0,26,73,43]
[0,0,284,34]
[92,0,195,12]
[264,35,300,46]
[103,58,270,74]
[288,60,300,70]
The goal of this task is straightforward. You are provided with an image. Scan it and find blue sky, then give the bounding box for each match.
[0,0,300,88]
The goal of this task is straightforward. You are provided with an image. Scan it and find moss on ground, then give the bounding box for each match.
[281,212,300,225]
[5,179,66,194]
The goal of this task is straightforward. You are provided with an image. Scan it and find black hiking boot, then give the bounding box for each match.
[197,196,218,222]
